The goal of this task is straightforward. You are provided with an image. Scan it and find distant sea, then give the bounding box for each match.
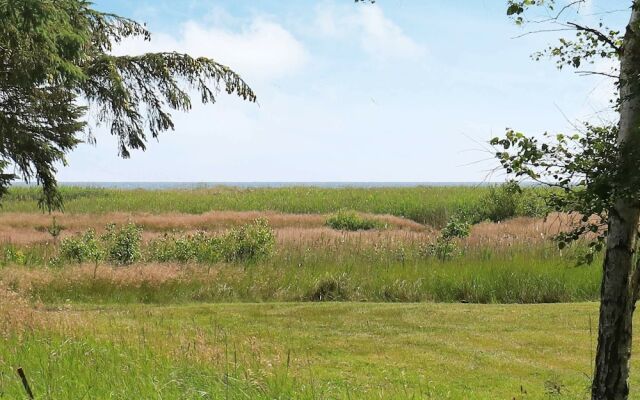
[30,182,497,189]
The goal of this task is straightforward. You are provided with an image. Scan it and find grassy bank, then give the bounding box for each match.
[2,185,543,226]
[0,302,627,399]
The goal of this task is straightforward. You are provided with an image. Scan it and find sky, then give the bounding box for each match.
[56,0,629,183]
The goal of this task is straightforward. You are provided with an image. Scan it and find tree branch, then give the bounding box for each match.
[575,70,619,78]
[566,22,622,54]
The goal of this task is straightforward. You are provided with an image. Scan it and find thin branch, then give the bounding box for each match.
[566,22,622,54]
[575,70,619,78]
[525,0,585,24]
[511,27,575,39]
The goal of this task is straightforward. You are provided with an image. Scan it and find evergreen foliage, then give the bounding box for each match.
[0,0,255,210]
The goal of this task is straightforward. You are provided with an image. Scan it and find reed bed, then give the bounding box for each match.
[1,186,499,226]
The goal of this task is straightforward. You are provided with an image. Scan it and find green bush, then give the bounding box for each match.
[325,210,383,231]
[440,218,470,240]
[424,217,471,261]
[146,220,275,264]
[148,231,221,264]
[469,182,551,223]
[60,229,102,264]
[219,218,275,262]
[518,190,550,218]
[102,223,142,265]
[476,181,522,222]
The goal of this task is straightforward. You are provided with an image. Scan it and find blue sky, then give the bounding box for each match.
[57,0,627,182]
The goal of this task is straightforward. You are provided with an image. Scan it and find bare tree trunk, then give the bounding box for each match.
[592,202,639,400]
[592,3,640,399]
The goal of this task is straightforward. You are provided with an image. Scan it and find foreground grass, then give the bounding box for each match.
[1,302,633,399]
[2,186,494,226]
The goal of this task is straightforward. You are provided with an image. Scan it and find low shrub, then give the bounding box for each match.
[148,231,222,264]
[476,181,522,222]
[466,182,551,223]
[102,223,142,265]
[423,217,471,261]
[325,210,383,231]
[60,229,102,264]
[219,218,275,262]
[440,217,471,239]
[146,219,275,264]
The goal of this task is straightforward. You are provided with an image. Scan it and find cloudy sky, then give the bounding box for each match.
[58,0,627,182]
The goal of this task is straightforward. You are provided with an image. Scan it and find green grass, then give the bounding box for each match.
[2,186,495,226]
[325,210,385,231]
[0,186,615,398]
[1,302,630,399]
[4,243,602,304]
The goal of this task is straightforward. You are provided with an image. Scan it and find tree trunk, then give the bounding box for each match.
[592,202,639,400]
[592,3,640,399]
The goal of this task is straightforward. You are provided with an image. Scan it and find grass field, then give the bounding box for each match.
[2,185,531,226]
[0,210,600,304]
[1,301,633,400]
[0,185,617,399]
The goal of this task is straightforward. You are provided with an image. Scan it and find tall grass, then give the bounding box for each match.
[2,186,509,226]
[1,240,601,304]
[1,302,610,399]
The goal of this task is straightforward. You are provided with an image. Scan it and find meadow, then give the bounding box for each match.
[1,185,545,226]
[0,185,617,399]
[1,301,630,399]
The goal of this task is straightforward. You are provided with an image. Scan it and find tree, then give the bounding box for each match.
[493,1,640,399]
[0,0,255,209]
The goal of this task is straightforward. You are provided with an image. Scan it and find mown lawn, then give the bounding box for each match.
[2,302,633,399]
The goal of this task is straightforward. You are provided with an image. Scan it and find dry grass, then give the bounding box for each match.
[0,211,588,254]
[0,284,52,335]
[0,263,213,294]
[468,213,579,247]
[0,211,425,245]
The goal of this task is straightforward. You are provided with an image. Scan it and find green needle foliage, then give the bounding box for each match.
[0,0,256,210]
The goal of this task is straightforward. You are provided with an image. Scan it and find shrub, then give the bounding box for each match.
[518,190,550,218]
[424,217,470,261]
[147,231,221,264]
[60,229,103,264]
[470,182,551,223]
[424,238,459,261]
[325,210,383,231]
[219,218,275,262]
[441,217,470,240]
[146,233,178,263]
[476,181,522,222]
[146,219,275,264]
[102,223,142,265]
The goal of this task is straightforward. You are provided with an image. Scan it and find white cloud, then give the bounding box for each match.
[358,7,424,59]
[114,17,308,82]
[314,2,425,60]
